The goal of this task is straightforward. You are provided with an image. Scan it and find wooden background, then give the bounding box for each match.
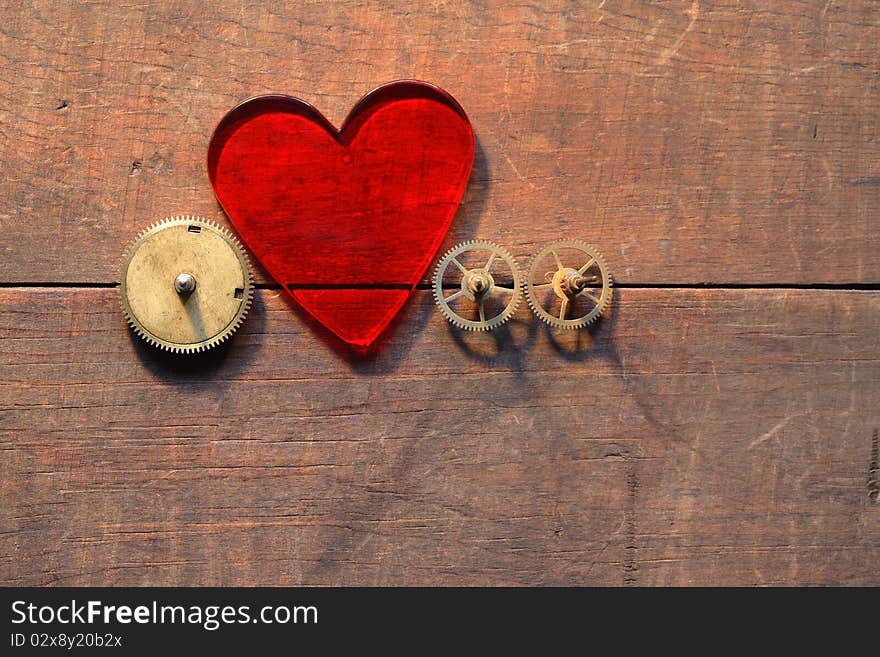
[1,0,878,585]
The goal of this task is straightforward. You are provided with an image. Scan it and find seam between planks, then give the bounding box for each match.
[1,283,879,291]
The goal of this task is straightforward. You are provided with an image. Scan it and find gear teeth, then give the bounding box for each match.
[432,240,522,331]
[523,240,613,330]
[120,216,254,354]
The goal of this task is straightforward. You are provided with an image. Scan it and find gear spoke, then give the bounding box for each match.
[444,289,465,303]
[551,250,564,271]
[578,258,596,274]
[559,298,568,320]
[451,257,468,274]
[484,252,497,271]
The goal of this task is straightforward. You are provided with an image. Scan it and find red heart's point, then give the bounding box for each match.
[207,81,475,349]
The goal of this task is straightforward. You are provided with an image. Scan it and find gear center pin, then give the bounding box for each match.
[120,216,254,353]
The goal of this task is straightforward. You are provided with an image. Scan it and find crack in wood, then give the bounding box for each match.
[623,457,639,586]
[868,429,879,503]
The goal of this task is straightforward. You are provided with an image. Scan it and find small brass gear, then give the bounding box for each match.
[433,241,521,331]
[524,240,612,329]
[119,216,254,353]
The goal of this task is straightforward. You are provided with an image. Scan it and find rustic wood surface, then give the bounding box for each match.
[1,0,878,585]
[1,0,878,285]
[2,288,878,585]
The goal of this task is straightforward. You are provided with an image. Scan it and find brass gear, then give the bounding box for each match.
[119,216,254,353]
[524,240,612,329]
[433,241,521,331]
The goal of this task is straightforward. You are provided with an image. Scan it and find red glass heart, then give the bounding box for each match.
[207,81,474,349]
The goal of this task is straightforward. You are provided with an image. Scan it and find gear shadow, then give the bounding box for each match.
[445,313,538,372]
[126,289,266,389]
[542,300,616,362]
[444,282,614,368]
[543,290,680,441]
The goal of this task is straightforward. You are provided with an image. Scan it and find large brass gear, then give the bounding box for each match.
[119,216,254,353]
[524,240,612,329]
[433,240,522,331]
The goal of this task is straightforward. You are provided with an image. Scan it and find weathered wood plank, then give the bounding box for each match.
[0,1,878,284]
[1,288,877,585]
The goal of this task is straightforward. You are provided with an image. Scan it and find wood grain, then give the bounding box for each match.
[0,0,878,284]
[1,0,877,587]
[1,288,878,585]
